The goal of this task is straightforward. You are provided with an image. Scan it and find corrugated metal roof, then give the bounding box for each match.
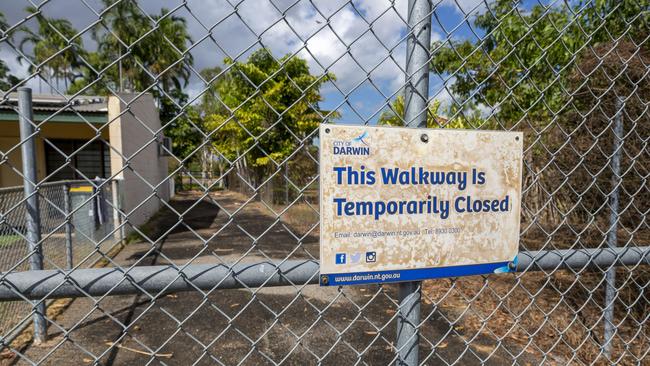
[0,93,108,113]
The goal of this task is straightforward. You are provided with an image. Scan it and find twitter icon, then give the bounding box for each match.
[350,252,361,263]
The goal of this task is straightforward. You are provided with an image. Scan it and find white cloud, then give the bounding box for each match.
[0,46,28,78]
[440,0,487,15]
[181,0,441,95]
[255,0,411,93]
[0,44,42,92]
[2,0,448,103]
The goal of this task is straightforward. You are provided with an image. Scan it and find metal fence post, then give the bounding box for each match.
[603,97,624,357]
[18,87,47,344]
[63,183,73,270]
[397,1,431,364]
[404,0,432,129]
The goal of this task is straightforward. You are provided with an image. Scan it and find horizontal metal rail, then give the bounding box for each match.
[0,246,648,301]
[0,179,116,193]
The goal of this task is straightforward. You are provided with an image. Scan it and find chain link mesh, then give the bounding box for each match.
[0,180,118,346]
[0,0,648,364]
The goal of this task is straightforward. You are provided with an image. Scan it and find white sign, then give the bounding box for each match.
[319,124,523,286]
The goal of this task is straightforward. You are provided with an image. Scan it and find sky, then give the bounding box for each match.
[0,0,551,123]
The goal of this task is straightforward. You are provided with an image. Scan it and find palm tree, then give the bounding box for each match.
[91,0,148,92]
[143,9,194,93]
[0,12,19,91]
[19,6,84,92]
[86,2,193,95]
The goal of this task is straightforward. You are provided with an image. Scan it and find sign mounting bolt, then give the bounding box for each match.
[321,275,329,285]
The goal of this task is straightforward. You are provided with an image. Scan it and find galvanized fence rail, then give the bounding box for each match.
[0,174,121,344]
[0,0,648,365]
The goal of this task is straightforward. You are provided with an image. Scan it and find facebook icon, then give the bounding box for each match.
[335,253,347,264]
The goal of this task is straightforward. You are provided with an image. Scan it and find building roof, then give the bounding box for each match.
[1,93,107,112]
[0,93,108,123]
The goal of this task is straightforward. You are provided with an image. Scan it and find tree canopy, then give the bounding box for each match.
[69,1,199,160]
[69,2,193,96]
[204,49,336,184]
[377,95,480,129]
[19,7,84,91]
[428,0,650,128]
[0,12,18,91]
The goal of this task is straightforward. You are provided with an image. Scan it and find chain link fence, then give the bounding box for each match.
[0,0,648,364]
[0,180,120,344]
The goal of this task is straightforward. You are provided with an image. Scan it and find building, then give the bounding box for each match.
[0,92,170,228]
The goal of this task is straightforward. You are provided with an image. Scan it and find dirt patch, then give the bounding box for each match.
[421,260,650,365]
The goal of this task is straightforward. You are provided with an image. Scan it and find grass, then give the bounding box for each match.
[421,248,650,365]
[274,202,319,237]
[0,235,21,248]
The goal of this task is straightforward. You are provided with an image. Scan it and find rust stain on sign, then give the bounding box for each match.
[319,124,523,277]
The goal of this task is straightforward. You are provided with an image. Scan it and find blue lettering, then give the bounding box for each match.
[344,201,355,215]
[374,201,386,220]
[381,167,399,184]
[333,146,370,155]
[440,200,450,219]
[333,198,346,216]
[455,196,466,213]
[333,167,346,184]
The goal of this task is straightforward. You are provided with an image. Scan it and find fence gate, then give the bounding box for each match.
[0,0,648,365]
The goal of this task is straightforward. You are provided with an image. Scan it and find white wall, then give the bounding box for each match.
[108,93,170,229]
